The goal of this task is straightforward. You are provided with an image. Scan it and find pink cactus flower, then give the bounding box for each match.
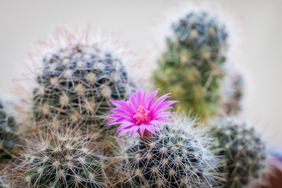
[107,89,176,137]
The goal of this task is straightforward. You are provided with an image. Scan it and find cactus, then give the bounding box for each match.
[19,127,105,188]
[221,65,244,115]
[32,33,134,131]
[209,119,267,188]
[0,101,18,161]
[153,12,228,121]
[0,177,6,188]
[114,117,222,188]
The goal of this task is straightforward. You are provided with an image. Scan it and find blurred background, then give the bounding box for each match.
[0,0,281,147]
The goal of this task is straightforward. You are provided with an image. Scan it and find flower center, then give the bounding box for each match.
[133,105,151,125]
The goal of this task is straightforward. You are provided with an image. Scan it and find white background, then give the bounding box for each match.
[0,0,281,147]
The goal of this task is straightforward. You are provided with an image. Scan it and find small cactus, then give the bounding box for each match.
[221,65,244,115]
[32,30,134,130]
[153,11,228,121]
[114,117,222,188]
[0,101,18,161]
[209,119,267,188]
[19,127,105,188]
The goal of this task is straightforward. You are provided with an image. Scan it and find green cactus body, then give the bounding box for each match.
[33,44,133,130]
[22,128,105,188]
[116,117,221,188]
[210,119,267,188]
[153,12,228,121]
[0,101,18,161]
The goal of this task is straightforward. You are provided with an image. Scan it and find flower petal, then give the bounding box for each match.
[145,126,156,135]
[147,89,159,108]
[118,128,131,137]
[129,126,139,138]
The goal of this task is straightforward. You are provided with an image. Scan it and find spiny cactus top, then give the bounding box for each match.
[32,34,133,130]
[209,119,267,188]
[153,11,228,121]
[0,101,17,160]
[107,89,176,137]
[20,127,105,188]
[114,117,222,188]
[171,12,227,53]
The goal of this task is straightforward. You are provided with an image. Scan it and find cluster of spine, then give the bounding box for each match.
[114,117,222,188]
[0,101,18,161]
[0,177,6,188]
[33,44,133,130]
[19,127,105,188]
[153,12,228,120]
[209,119,267,188]
[221,66,244,115]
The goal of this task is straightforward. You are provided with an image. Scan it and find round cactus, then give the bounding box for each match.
[153,11,228,121]
[114,117,222,188]
[221,66,244,116]
[0,101,18,161]
[19,127,105,188]
[32,33,134,130]
[209,119,267,188]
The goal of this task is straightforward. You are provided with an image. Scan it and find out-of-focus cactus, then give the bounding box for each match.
[114,117,223,188]
[221,65,244,115]
[0,177,7,188]
[19,127,105,188]
[209,119,267,188]
[153,12,228,121]
[32,33,134,131]
[0,101,18,162]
